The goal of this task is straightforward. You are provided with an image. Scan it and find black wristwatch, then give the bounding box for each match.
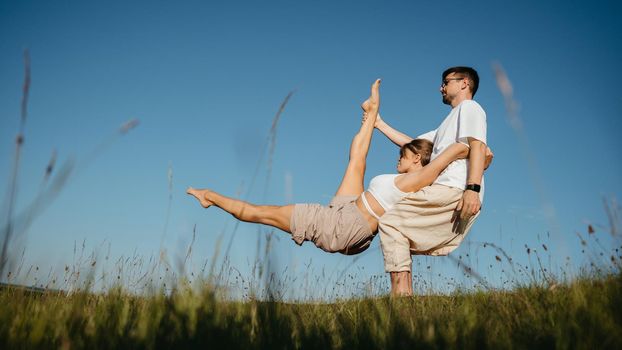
[465,184,481,193]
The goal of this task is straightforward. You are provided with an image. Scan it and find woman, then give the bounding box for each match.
[187,79,468,255]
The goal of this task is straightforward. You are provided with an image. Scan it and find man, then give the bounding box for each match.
[375,66,489,296]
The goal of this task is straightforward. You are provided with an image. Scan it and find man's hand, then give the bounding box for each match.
[454,189,481,222]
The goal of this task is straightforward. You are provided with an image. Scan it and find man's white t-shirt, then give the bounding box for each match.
[418,99,487,201]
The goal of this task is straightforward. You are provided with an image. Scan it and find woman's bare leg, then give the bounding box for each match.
[186,187,294,233]
[335,79,381,196]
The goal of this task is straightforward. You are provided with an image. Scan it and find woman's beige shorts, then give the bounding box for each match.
[290,195,374,255]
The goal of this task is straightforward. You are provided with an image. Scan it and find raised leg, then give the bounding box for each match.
[187,187,294,233]
[335,79,381,196]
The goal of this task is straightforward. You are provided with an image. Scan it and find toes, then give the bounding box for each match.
[187,188,202,200]
[370,79,381,101]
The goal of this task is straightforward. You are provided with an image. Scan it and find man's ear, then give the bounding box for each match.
[461,78,470,91]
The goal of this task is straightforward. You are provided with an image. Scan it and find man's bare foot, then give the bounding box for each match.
[186,187,214,208]
[361,79,381,115]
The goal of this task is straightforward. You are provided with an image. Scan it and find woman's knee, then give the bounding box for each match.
[257,205,292,231]
[350,150,366,162]
[349,135,367,157]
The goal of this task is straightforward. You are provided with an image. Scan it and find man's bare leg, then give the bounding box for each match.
[186,187,294,233]
[390,271,413,296]
[335,79,381,196]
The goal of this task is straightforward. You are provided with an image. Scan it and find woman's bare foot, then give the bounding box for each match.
[361,79,381,115]
[186,187,214,208]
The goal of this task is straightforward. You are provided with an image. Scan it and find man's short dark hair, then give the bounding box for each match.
[442,66,479,97]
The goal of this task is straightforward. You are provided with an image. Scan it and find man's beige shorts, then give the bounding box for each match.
[379,184,479,272]
[290,195,374,255]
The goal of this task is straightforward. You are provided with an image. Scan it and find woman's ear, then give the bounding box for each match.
[413,153,422,164]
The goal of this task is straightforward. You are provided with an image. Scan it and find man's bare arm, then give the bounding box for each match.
[374,114,414,147]
[456,137,487,220]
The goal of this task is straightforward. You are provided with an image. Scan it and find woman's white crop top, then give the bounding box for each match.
[362,174,407,219]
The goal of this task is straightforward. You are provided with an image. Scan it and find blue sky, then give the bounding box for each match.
[1,0,621,298]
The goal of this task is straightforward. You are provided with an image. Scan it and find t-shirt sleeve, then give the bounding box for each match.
[457,101,487,146]
[416,129,437,142]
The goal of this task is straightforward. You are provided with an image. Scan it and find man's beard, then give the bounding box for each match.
[442,94,451,105]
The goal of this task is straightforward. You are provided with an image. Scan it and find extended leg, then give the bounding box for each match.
[187,188,294,233]
[335,79,381,196]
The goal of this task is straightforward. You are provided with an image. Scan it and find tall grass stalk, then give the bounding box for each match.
[1,50,139,288]
[0,50,30,277]
[492,62,562,248]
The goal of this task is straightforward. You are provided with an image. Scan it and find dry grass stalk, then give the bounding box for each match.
[492,61,564,256]
[1,50,31,276]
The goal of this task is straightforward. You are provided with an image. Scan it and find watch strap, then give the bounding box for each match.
[465,184,481,193]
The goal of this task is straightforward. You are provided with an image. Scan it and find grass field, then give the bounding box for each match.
[1,270,620,349]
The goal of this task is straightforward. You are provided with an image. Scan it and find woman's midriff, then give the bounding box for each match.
[355,192,385,233]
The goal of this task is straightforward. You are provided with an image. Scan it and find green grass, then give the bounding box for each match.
[1,272,620,349]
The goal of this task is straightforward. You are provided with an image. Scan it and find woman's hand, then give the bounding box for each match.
[455,143,470,159]
[456,144,493,167]
[374,113,384,129]
[363,112,385,126]
[484,147,494,170]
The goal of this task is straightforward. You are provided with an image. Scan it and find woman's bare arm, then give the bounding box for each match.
[395,143,469,192]
[374,114,414,147]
